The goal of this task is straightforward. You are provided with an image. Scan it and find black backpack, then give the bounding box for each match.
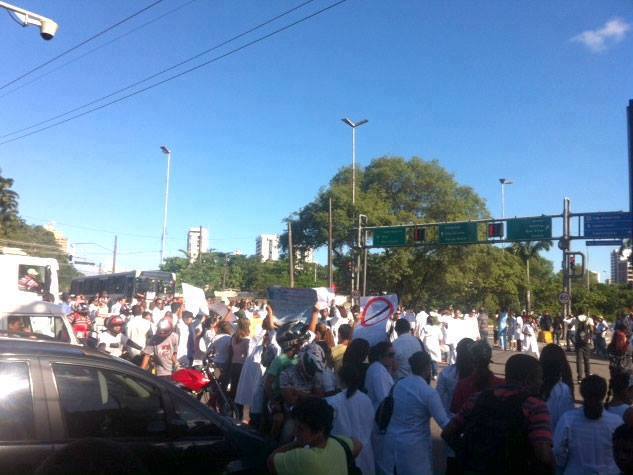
[575,321,592,347]
[456,389,534,475]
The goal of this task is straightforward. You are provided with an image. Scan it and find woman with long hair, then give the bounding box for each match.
[228,318,250,419]
[553,375,622,474]
[326,365,375,474]
[539,343,575,431]
[342,338,370,389]
[450,340,504,414]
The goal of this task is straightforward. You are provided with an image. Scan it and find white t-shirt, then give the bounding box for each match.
[125,316,152,357]
[176,320,190,360]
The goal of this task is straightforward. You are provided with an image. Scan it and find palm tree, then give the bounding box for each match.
[0,168,19,236]
[509,240,552,312]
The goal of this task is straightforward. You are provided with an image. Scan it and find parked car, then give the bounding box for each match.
[0,337,271,474]
[0,300,78,345]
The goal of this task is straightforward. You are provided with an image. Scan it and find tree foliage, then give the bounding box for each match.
[0,169,82,290]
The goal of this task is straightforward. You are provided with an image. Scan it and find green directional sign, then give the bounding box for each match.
[439,222,478,244]
[373,227,407,247]
[506,217,552,241]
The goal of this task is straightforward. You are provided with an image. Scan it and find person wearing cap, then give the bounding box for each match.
[450,340,505,414]
[18,268,42,293]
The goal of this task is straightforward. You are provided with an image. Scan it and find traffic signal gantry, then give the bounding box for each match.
[356,199,632,317]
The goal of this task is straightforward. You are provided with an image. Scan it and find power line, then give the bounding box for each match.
[22,215,255,241]
[0,0,319,139]
[0,0,198,100]
[0,0,165,91]
[0,0,348,145]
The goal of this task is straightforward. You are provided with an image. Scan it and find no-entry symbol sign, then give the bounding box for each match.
[360,296,396,328]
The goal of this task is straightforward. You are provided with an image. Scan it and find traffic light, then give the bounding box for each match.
[487,222,504,238]
[413,227,425,243]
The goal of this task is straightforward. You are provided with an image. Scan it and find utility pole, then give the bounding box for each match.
[112,235,118,273]
[562,198,572,317]
[288,222,294,288]
[357,215,367,294]
[627,100,633,252]
[328,197,333,288]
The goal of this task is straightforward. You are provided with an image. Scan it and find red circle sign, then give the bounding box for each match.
[360,296,395,328]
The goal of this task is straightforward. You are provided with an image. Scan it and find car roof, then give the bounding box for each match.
[0,336,114,359]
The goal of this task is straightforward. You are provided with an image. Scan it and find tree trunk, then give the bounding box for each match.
[526,258,531,313]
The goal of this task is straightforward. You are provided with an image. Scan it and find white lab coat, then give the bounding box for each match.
[365,362,394,474]
[234,337,265,407]
[327,390,376,475]
[382,375,449,475]
[422,324,442,362]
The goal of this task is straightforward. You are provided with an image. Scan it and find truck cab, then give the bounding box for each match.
[0,251,60,305]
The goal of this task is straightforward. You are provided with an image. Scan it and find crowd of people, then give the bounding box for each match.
[56,292,633,475]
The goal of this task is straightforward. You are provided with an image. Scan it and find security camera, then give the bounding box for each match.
[0,1,59,40]
[39,18,58,40]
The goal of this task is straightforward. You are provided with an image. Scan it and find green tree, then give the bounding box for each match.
[0,168,20,236]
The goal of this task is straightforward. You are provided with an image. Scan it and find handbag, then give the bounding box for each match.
[374,380,399,434]
[331,436,362,475]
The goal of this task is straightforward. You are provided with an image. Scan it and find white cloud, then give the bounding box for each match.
[571,18,630,53]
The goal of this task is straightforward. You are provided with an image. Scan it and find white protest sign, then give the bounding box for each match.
[182,283,209,316]
[444,317,480,345]
[353,294,398,346]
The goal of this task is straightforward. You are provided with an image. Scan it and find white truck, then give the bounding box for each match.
[0,249,77,344]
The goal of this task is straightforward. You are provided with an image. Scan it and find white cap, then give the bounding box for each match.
[27,268,38,276]
[577,314,587,322]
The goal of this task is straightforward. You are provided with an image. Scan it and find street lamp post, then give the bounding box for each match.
[342,118,368,300]
[499,178,513,218]
[160,146,171,266]
[0,1,58,39]
[341,118,368,205]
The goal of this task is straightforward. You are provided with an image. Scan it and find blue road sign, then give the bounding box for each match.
[584,212,632,239]
[585,240,624,246]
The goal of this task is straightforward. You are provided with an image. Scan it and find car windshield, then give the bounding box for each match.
[5,315,70,343]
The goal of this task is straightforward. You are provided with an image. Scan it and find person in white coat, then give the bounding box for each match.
[554,375,621,475]
[421,315,442,380]
[382,351,450,475]
[327,365,375,474]
[364,342,395,474]
[522,315,540,358]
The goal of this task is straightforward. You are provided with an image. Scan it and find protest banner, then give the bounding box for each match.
[353,294,399,346]
[182,283,209,316]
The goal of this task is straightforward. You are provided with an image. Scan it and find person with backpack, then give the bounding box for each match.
[267,397,362,475]
[382,351,449,475]
[441,353,555,475]
[553,375,622,475]
[575,314,594,384]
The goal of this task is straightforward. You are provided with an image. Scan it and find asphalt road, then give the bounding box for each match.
[429,345,610,474]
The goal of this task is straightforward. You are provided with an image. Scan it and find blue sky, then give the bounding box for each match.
[1,0,631,280]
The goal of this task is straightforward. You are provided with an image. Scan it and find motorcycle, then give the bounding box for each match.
[171,350,237,419]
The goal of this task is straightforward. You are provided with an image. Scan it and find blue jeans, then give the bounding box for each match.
[498,328,508,350]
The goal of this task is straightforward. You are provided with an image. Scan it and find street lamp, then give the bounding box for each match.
[341,118,368,205]
[160,146,171,266]
[0,1,58,39]
[499,178,513,218]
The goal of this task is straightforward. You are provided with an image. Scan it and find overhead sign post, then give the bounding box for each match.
[372,227,407,247]
[506,217,552,241]
[439,222,478,244]
[583,212,633,239]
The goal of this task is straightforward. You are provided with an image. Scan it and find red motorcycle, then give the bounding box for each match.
[171,351,237,419]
